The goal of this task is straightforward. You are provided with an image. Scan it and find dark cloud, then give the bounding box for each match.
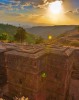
[66,8,79,15]
[5,12,21,16]
[75,8,79,13]
[13,0,56,6]
[0,3,5,5]
[0,0,64,10]
[13,0,64,9]
[14,0,43,5]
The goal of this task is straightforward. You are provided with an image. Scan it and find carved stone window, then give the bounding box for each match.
[46,95,56,100]
[55,72,62,80]
[19,79,22,85]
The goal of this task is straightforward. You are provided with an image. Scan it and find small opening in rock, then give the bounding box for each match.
[19,79,22,84]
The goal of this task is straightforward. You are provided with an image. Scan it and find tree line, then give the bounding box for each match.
[0,27,44,44]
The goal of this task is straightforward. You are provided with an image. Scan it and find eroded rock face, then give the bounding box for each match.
[0,50,7,97]
[0,43,79,100]
[69,49,79,100]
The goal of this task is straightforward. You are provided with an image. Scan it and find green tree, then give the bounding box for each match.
[70,41,79,47]
[35,36,44,44]
[14,27,26,43]
[0,33,8,41]
[8,35,15,43]
[75,26,79,31]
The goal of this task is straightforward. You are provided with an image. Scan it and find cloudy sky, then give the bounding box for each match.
[0,0,79,26]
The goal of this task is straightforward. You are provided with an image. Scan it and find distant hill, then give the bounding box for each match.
[0,24,79,45]
[0,24,78,39]
[0,24,17,35]
[57,28,79,47]
[0,24,43,44]
[25,25,78,39]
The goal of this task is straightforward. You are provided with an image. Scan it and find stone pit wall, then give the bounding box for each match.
[0,51,7,96]
[69,49,79,100]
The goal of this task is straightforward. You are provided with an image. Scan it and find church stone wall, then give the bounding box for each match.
[45,53,74,100]
[5,51,40,100]
[5,49,74,100]
[0,44,79,100]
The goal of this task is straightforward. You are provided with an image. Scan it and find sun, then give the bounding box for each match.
[48,0,63,15]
